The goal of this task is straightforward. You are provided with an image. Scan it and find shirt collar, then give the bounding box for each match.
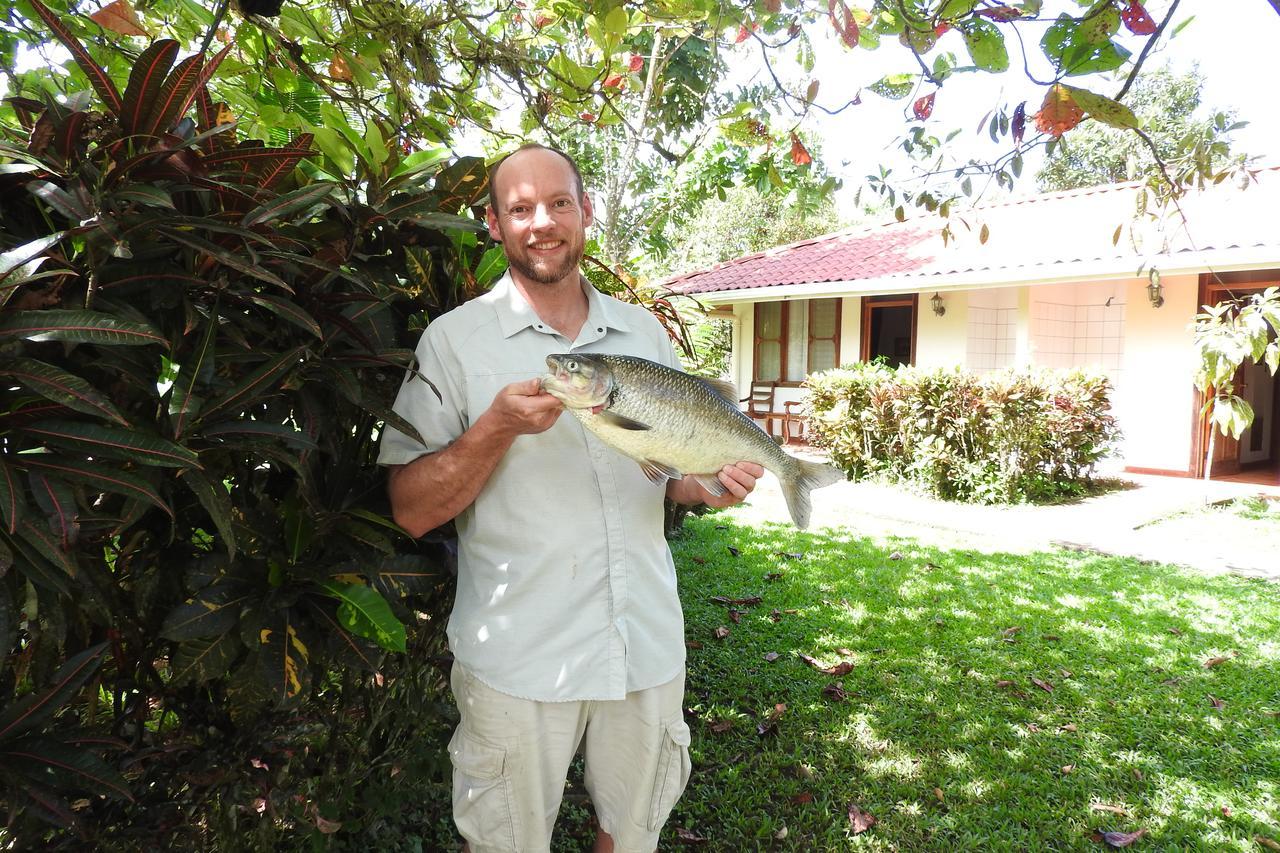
[490,271,632,340]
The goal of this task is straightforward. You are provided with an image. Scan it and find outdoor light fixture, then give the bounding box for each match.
[1147,268,1164,308]
[930,292,946,316]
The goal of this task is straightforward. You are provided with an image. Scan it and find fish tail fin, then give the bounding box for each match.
[780,458,844,529]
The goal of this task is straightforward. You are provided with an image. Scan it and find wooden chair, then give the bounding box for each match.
[781,399,808,445]
[740,381,778,438]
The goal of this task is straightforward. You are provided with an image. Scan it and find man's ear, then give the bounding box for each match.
[581,193,594,229]
[485,205,502,243]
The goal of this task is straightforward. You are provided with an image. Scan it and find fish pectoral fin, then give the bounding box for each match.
[598,411,651,431]
[693,473,727,497]
[639,459,683,485]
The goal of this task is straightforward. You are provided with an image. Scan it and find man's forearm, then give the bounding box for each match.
[388,410,516,537]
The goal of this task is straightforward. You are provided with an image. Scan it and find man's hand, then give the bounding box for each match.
[668,462,763,508]
[482,378,564,438]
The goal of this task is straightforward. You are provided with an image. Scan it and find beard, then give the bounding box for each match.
[502,231,585,286]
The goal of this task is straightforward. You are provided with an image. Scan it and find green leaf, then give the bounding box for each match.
[474,245,508,287]
[258,608,310,702]
[160,582,249,641]
[181,469,237,561]
[0,641,109,741]
[156,227,292,292]
[0,456,26,535]
[0,232,67,292]
[202,419,318,450]
[170,633,240,685]
[868,73,917,100]
[3,358,131,426]
[1041,13,1131,76]
[961,19,1009,73]
[0,310,165,347]
[25,0,122,115]
[196,345,308,423]
[169,307,218,437]
[1061,85,1140,130]
[311,126,355,176]
[241,181,335,227]
[317,581,407,653]
[24,419,200,469]
[403,246,437,305]
[20,456,172,519]
[245,293,323,339]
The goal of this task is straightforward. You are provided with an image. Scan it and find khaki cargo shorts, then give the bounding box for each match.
[448,661,691,853]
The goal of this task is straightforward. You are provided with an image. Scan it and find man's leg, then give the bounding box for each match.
[449,662,588,852]
[581,671,690,853]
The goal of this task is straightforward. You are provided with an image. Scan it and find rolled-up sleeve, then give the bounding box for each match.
[376,321,469,466]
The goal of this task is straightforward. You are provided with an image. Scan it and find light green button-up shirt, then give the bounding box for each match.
[378,273,685,701]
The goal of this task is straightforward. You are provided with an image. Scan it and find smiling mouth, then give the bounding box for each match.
[530,240,563,251]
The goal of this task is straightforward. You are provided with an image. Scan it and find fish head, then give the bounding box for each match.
[542,353,613,408]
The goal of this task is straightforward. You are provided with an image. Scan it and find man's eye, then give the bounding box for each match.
[555,199,572,208]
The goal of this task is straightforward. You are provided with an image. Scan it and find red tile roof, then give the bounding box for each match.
[663,166,1280,297]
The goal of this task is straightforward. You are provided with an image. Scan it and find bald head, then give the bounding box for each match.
[488,143,584,204]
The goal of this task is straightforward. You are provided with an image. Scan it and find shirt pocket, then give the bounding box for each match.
[463,369,533,428]
[646,718,692,831]
[449,726,521,849]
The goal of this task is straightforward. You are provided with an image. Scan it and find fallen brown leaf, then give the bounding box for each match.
[727,546,740,557]
[1099,827,1147,848]
[713,626,730,640]
[1256,835,1280,851]
[1060,669,1074,679]
[1031,677,1055,693]
[1220,805,1231,817]
[1061,764,1075,774]
[837,647,854,656]
[764,571,783,582]
[1203,655,1231,668]
[770,609,783,622]
[763,652,779,662]
[1091,803,1128,816]
[777,551,804,560]
[933,787,944,802]
[848,802,877,834]
[995,680,1015,689]
[1060,723,1078,732]
[822,681,847,701]
[790,791,814,805]
[774,825,788,840]
[1167,627,1182,636]
[1131,769,1143,781]
[889,551,903,560]
[685,641,703,650]
[1208,694,1225,710]
[1002,626,1023,637]
[707,719,734,734]
[1043,634,1061,642]
[691,556,706,565]
[674,826,708,844]
[710,595,762,607]
[728,609,742,624]
[1026,723,1041,733]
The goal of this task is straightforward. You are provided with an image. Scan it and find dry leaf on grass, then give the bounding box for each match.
[933,787,945,802]
[822,681,847,701]
[713,626,730,640]
[1091,803,1128,816]
[847,802,877,834]
[1203,655,1232,668]
[790,791,814,805]
[1060,723,1078,733]
[1061,764,1076,775]
[710,595,762,607]
[1095,827,1147,848]
[1256,835,1280,851]
[1208,694,1225,710]
[674,827,708,844]
[1031,677,1055,693]
[763,652,779,662]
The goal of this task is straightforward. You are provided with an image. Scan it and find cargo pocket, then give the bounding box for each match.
[449,727,519,851]
[646,719,692,831]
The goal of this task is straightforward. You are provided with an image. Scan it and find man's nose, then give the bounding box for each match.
[531,203,554,228]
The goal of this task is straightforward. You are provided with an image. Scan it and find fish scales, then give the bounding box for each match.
[541,353,843,528]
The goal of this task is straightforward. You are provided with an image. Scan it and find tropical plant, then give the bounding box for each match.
[1192,286,1280,482]
[0,3,493,842]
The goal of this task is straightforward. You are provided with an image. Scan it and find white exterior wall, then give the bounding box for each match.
[915,291,970,368]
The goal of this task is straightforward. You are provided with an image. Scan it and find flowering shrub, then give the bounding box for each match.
[806,364,1120,503]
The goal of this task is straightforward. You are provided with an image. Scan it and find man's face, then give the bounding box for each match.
[486,149,593,288]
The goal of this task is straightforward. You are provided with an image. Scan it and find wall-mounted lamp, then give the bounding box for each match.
[1147,268,1164,308]
[930,292,946,317]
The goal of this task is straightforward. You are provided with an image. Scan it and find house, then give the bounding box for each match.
[662,166,1280,483]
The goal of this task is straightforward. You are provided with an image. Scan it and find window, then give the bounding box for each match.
[860,294,916,367]
[754,299,842,382]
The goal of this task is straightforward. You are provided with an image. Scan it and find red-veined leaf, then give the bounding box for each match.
[0,641,109,741]
[0,310,165,347]
[0,457,22,534]
[310,603,380,672]
[26,0,122,115]
[242,293,322,339]
[53,112,87,158]
[142,45,231,138]
[20,782,78,828]
[20,457,172,518]
[121,40,179,136]
[28,471,78,549]
[258,135,316,189]
[2,739,133,800]
[201,420,319,450]
[23,419,200,469]
[169,307,217,437]
[154,228,291,291]
[17,516,77,579]
[3,358,131,425]
[196,345,308,423]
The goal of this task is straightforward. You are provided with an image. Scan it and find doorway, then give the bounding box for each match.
[861,294,917,366]
[1192,272,1280,484]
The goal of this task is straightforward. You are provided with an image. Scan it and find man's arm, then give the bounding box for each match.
[666,463,763,508]
[387,379,562,538]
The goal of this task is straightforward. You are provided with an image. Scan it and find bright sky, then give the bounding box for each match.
[756,0,1280,215]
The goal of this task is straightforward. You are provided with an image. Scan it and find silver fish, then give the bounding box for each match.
[541,353,843,529]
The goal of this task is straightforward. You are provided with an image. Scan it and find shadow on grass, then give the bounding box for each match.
[664,513,1280,852]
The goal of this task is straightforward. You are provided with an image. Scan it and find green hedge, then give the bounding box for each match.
[806,364,1121,503]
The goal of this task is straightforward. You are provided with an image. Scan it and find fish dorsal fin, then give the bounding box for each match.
[703,378,738,402]
[639,459,682,484]
[599,411,650,431]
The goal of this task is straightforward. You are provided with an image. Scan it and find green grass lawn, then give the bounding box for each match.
[666,511,1280,851]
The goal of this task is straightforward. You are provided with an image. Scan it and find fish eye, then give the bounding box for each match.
[565,359,578,371]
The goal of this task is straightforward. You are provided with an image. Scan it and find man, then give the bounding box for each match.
[378,143,762,852]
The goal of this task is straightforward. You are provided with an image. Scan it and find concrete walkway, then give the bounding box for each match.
[737,452,1280,582]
